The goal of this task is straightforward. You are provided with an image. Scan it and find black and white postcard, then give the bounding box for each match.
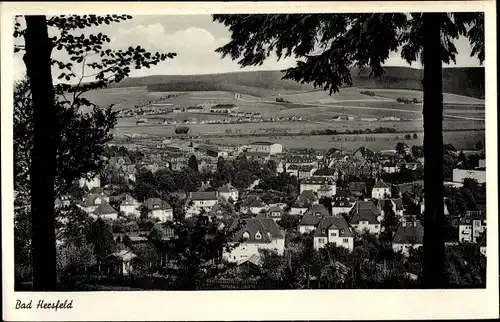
[1,1,498,321]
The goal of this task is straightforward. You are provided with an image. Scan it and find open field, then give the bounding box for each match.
[198,130,485,152]
[363,89,485,105]
[80,86,180,111]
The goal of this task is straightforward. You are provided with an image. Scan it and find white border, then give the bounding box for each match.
[2,1,498,321]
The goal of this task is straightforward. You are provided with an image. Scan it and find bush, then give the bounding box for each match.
[174,126,190,134]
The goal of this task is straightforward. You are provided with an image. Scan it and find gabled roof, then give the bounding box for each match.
[313,167,336,176]
[393,221,424,245]
[332,197,354,208]
[229,218,284,243]
[121,194,139,206]
[144,198,172,211]
[189,191,219,201]
[240,195,267,208]
[373,180,390,189]
[304,204,330,217]
[268,206,283,213]
[354,147,375,159]
[314,216,353,238]
[93,202,118,215]
[218,183,238,193]
[349,200,380,225]
[81,193,106,207]
[299,214,323,227]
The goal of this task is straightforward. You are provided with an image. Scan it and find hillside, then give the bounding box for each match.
[111,66,484,99]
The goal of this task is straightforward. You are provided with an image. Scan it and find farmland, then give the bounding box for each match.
[77,72,485,154]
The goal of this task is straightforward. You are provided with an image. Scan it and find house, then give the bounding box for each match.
[298,204,331,234]
[218,183,239,202]
[248,142,283,155]
[300,176,336,195]
[240,195,269,215]
[392,220,424,256]
[223,218,285,263]
[256,206,284,222]
[479,230,486,256]
[185,191,220,217]
[331,196,355,216]
[298,213,323,234]
[353,147,375,161]
[312,167,337,180]
[317,185,335,198]
[119,194,141,217]
[290,190,318,215]
[79,175,101,190]
[54,195,72,209]
[78,193,110,213]
[382,162,398,173]
[106,249,137,276]
[144,198,173,222]
[371,180,391,199]
[348,200,381,235]
[458,211,486,243]
[285,156,318,170]
[347,182,367,198]
[297,165,318,180]
[313,215,354,251]
[91,202,119,220]
[452,168,486,184]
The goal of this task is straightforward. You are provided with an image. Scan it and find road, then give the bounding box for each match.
[234,96,485,121]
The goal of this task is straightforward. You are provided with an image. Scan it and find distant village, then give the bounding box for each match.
[50,137,487,284]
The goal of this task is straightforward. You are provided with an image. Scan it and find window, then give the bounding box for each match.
[331,231,337,237]
[319,238,325,244]
[374,225,379,229]
[242,232,250,239]
[340,229,345,234]
[343,238,349,243]
[255,232,262,239]
[321,229,326,234]
[241,255,247,258]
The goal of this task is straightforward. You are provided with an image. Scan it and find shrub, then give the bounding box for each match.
[174,126,190,134]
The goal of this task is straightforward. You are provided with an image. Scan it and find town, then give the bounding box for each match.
[38,136,486,290]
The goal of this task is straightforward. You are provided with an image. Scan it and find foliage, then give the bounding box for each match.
[86,218,115,261]
[56,241,97,275]
[214,13,483,95]
[162,213,241,290]
[277,214,301,232]
[188,155,199,172]
[174,126,190,134]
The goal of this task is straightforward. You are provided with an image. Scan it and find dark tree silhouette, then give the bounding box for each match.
[188,155,199,172]
[213,13,484,288]
[15,14,176,290]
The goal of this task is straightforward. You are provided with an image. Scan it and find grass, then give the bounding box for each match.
[203,130,484,152]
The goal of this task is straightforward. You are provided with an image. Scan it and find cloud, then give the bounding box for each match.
[12,18,481,83]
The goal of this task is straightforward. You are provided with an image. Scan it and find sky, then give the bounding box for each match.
[13,15,482,82]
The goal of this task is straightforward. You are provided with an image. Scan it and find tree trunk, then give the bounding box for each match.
[421,13,446,288]
[23,16,58,291]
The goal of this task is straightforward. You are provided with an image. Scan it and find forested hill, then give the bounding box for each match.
[110,66,484,99]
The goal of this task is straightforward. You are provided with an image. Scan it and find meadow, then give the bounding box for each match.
[200,130,485,152]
